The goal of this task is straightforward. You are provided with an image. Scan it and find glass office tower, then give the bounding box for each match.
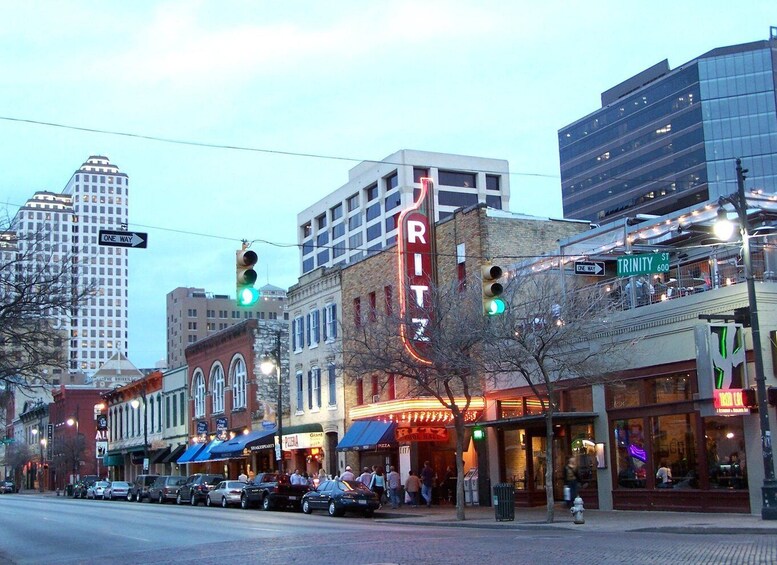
[559,30,777,224]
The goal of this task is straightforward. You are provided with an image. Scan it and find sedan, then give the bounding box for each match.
[87,481,110,499]
[301,480,380,517]
[0,480,16,494]
[103,481,130,501]
[206,480,245,508]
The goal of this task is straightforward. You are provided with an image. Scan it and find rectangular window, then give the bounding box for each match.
[384,172,398,191]
[296,372,304,411]
[356,378,364,405]
[303,257,314,273]
[387,373,396,400]
[324,303,337,341]
[308,310,320,347]
[316,214,327,229]
[368,292,377,322]
[348,214,362,231]
[384,285,393,315]
[365,183,378,202]
[347,193,359,212]
[486,175,500,190]
[330,203,343,221]
[353,297,362,328]
[312,367,321,409]
[438,190,479,207]
[413,168,429,183]
[331,222,345,239]
[166,396,171,428]
[366,202,381,222]
[328,364,337,406]
[307,370,313,410]
[316,232,329,246]
[371,374,379,399]
[293,316,304,352]
[301,222,312,238]
[385,191,401,212]
[486,195,503,209]
[366,222,381,242]
[349,232,362,250]
[385,213,399,232]
[302,240,314,255]
[439,170,476,188]
[332,242,346,258]
[316,249,329,266]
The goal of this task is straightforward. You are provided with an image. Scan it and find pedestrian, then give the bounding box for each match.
[358,466,373,487]
[238,470,248,482]
[290,469,304,486]
[386,465,402,509]
[370,465,386,508]
[421,461,436,507]
[405,470,421,507]
[564,457,580,508]
[340,465,355,481]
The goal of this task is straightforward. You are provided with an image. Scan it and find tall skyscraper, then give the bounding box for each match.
[10,156,130,376]
[559,28,777,224]
[297,149,510,274]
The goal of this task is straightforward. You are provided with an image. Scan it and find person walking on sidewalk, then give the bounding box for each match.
[405,470,421,507]
[340,466,355,481]
[564,457,580,508]
[370,466,386,507]
[421,461,436,507]
[386,465,401,509]
[358,467,373,487]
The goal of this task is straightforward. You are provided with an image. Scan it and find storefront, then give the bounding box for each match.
[282,424,325,477]
[209,429,276,478]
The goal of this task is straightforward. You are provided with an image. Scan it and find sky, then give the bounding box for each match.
[0,1,774,368]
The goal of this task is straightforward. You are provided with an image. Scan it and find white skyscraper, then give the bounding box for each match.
[11,156,130,376]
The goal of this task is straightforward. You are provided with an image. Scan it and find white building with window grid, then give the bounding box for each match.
[9,156,129,376]
[297,149,510,274]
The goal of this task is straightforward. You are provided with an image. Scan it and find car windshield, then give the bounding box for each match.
[338,480,372,493]
[172,477,186,485]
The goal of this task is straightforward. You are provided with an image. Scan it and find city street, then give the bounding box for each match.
[1,494,776,564]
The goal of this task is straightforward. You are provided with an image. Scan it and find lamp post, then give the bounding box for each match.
[131,384,149,473]
[31,425,44,492]
[714,158,777,520]
[66,410,80,483]
[260,331,283,473]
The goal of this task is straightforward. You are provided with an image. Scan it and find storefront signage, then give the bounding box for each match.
[397,177,435,366]
[249,441,275,452]
[395,427,448,442]
[282,431,324,450]
[216,417,229,440]
[196,420,208,442]
[695,323,749,416]
[616,252,669,277]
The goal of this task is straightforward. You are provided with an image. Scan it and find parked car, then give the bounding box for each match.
[127,474,160,502]
[103,481,130,500]
[86,481,110,500]
[0,480,16,494]
[301,479,380,517]
[148,475,187,504]
[240,472,309,511]
[206,480,246,508]
[176,474,224,506]
[72,475,99,499]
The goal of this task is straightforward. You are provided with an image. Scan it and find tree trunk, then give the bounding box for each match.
[544,406,555,523]
[455,416,466,521]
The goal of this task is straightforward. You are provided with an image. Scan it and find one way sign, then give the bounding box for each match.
[99,229,148,249]
[574,261,605,276]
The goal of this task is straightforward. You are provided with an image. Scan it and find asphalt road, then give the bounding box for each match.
[1,495,776,564]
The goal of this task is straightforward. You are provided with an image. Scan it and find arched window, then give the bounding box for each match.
[231,357,247,410]
[211,364,225,414]
[193,371,206,418]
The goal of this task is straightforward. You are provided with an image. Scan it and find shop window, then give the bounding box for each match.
[705,416,748,490]
[607,380,642,409]
[647,373,693,404]
[503,428,529,490]
[569,425,597,486]
[498,399,524,419]
[613,418,647,489]
[562,387,593,412]
[651,413,699,489]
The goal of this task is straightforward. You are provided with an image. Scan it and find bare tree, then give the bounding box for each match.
[484,270,636,522]
[340,279,488,521]
[0,217,96,390]
[3,441,32,486]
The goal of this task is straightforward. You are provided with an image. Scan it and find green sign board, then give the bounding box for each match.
[0,438,15,444]
[617,252,670,277]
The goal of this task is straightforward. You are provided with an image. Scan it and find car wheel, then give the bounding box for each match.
[206,496,212,507]
[302,500,312,514]
[328,500,340,517]
[191,494,198,506]
[127,492,133,502]
[221,496,228,508]
[240,495,249,510]
[136,493,142,502]
[262,495,272,511]
[176,494,182,505]
[158,493,164,504]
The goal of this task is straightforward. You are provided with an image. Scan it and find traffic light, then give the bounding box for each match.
[236,247,259,307]
[482,263,506,315]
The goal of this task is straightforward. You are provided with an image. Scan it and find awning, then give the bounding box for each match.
[337,421,396,452]
[176,443,206,464]
[150,447,170,465]
[473,412,599,429]
[211,430,276,458]
[162,444,187,464]
[103,454,124,467]
[192,439,223,462]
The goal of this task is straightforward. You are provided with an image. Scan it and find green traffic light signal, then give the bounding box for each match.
[237,287,261,307]
[486,297,506,316]
[473,427,485,441]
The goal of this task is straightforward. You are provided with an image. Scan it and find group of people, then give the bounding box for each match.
[339,460,442,509]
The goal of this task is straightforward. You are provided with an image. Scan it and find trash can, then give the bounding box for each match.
[493,482,515,521]
[65,484,73,497]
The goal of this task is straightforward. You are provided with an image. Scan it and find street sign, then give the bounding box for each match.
[574,261,605,276]
[98,229,148,248]
[0,438,15,444]
[275,443,282,461]
[617,252,670,277]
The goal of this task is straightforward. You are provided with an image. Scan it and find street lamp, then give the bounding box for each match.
[130,384,149,473]
[260,331,283,473]
[714,158,777,520]
[31,426,45,492]
[66,412,80,482]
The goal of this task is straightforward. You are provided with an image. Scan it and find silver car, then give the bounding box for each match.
[206,480,245,508]
[103,481,130,501]
[87,481,110,500]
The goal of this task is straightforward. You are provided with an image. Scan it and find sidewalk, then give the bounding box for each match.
[373,502,777,535]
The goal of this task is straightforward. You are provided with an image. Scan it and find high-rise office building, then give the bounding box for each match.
[166,285,288,369]
[559,28,777,224]
[297,149,510,274]
[9,156,129,376]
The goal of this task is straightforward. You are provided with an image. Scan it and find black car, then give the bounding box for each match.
[128,474,160,502]
[72,475,99,499]
[0,480,16,494]
[148,475,187,503]
[176,473,224,506]
[301,479,380,517]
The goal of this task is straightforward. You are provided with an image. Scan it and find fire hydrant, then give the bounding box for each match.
[570,495,585,524]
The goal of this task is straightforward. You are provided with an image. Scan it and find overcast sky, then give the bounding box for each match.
[0,1,773,368]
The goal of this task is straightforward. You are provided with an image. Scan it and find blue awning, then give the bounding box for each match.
[337,421,396,452]
[210,429,276,458]
[176,443,206,464]
[192,439,223,462]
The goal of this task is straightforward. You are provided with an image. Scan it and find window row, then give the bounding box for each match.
[292,303,338,352]
[295,365,338,411]
[191,355,249,418]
